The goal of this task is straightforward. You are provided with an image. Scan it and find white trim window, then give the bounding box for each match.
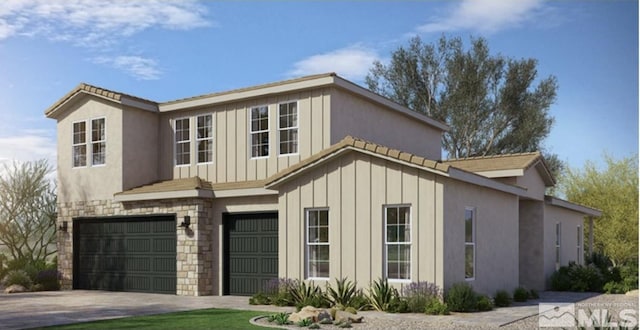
[465,208,476,280]
[196,114,213,164]
[576,225,582,265]
[278,101,298,155]
[250,105,269,158]
[72,121,87,167]
[91,118,106,166]
[385,205,411,281]
[175,118,191,166]
[306,209,329,279]
[555,222,562,270]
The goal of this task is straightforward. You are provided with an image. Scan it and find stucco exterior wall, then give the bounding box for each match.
[122,108,160,191]
[516,167,548,201]
[211,195,278,296]
[519,200,545,291]
[158,89,332,183]
[329,88,443,160]
[56,198,214,296]
[56,96,124,203]
[543,204,585,287]
[442,179,520,295]
[276,151,445,291]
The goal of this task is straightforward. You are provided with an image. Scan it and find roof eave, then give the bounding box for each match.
[545,195,602,217]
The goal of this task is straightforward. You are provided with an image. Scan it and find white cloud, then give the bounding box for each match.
[0,133,56,165]
[0,0,211,45]
[92,55,162,80]
[416,0,543,34]
[288,45,380,82]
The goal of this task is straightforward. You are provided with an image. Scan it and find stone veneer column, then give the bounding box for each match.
[56,198,214,296]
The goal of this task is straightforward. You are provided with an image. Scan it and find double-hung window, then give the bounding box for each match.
[72,121,87,167]
[555,222,562,270]
[250,106,269,158]
[278,101,298,155]
[306,209,329,279]
[175,118,190,166]
[385,205,411,280]
[196,114,213,164]
[465,208,475,280]
[91,118,106,166]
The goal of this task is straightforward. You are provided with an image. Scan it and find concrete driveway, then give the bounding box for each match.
[0,290,293,330]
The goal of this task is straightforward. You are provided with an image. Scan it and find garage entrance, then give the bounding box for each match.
[73,215,177,294]
[223,212,278,296]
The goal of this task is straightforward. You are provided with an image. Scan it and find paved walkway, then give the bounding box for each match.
[0,290,602,330]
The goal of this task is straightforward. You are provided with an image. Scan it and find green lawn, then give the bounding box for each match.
[37,309,272,330]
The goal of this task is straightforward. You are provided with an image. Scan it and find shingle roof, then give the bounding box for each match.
[116,177,213,196]
[442,152,543,173]
[45,83,157,117]
[265,136,450,187]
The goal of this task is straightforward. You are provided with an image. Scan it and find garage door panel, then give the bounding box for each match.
[74,216,177,294]
[224,213,278,296]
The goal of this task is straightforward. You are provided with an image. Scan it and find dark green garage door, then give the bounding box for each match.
[73,215,177,294]
[223,213,278,296]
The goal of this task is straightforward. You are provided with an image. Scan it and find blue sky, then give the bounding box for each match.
[0,0,637,172]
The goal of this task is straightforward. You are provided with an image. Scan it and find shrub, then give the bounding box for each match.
[349,289,371,310]
[327,277,358,308]
[290,280,330,310]
[528,289,539,299]
[267,312,291,325]
[424,297,450,315]
[34,269,60,291]
[476,295,493,311]
[388,296,409,313]
[297,318,313,327]
[445,282,477,312]
[2,269,32,289]
[550,265,572,291]
[402,281,442,313]
[493,290,511,307]
[249,292,270,305]
[264,278,296,306]
[367,278,399,312]
[512,287,529,302]
[550,262,605,292]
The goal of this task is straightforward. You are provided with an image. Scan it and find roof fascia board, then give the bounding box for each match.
[213,187,278,198]
[475,169,525,178]
[121,97,159,112]
[448,167,527,196]
[159,76,336,112]
[265,148,351,188]
[545,196,602,217]
[332,77,449,131]
[47,90,157,118]
[114,189,214,202]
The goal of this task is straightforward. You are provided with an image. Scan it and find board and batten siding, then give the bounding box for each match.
[277,151,445,290]
[158,89,332,183]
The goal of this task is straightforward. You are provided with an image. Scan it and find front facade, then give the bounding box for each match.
[47,73,599,296]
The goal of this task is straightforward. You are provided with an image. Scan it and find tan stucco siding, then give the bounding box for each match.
[517,167,548,200]
[212,195,278,296]
[122,108,159,191]
[277,151,443,290]
[159,89,332,183]
[56,96,124,202]
[442,179,519,295]
[329,88,443,160]
[543,204,584,287]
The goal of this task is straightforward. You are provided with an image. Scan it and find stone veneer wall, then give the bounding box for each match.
[56,198,214,296]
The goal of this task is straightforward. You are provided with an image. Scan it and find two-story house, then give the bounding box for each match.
[46,73,600,296]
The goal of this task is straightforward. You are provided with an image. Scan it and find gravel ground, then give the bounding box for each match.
[253,293,639,329]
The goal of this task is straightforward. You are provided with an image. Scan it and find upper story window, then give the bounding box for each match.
[250,105,269,158]
[306,208,329,279]
[197,114,213,164]
[465,208,475,280]
[72,121,87,167]
[385,205,411,281]
[91,118,106,166]
[278,101,298,155]
[72,118,106,168]
[175,118,190,166]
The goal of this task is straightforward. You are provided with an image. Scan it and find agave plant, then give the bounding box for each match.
[367,278,398,312]
[327,277,358,308]
[290,280,330,309]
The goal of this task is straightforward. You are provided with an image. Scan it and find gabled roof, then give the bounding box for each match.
[443,152,556,186]
[45,83,158,118]
[265,136,526,196]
